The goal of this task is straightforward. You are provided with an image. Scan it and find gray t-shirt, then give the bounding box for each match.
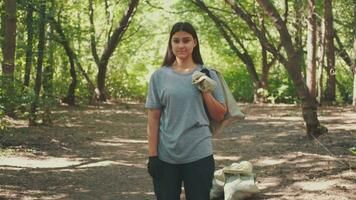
[145,64,225,164]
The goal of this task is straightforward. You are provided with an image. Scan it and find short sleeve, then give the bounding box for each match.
[145,72,162,109]
[210,70,225,104]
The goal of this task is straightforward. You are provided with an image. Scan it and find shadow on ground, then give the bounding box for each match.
[0,103,355,199]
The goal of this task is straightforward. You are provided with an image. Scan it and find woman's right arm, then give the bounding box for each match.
[147,109,161,157]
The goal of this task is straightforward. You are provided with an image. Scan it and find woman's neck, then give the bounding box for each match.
[173,58,196,69]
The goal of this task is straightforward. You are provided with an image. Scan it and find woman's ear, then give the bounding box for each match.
[194,39,197,47]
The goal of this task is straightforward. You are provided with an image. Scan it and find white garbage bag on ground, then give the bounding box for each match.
[210,161,260,200]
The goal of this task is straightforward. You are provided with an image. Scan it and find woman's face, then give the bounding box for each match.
[171,31,197,60]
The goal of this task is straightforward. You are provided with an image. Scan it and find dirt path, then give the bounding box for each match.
[0,103,355,199]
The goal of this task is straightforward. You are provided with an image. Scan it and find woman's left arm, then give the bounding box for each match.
[202,92,227,122]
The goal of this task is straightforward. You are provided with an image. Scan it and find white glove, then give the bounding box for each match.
[192,71,217,93]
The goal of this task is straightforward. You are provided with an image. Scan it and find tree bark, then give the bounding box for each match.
[306,0,317,98]
[324,0,336,103]
[24,0,33,87]
[317,22,326,105]
[353,3,356,106]
[256,0,327,137]
[42,24,54,124]
[1,0,16,117]
[30,0,46,125]
[88,0,100,66]
[96,0,139,101]
[334,31,353,71]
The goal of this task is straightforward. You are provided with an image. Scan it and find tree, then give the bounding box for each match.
[23,0,34,87]
[306,0,317,98]
[1,0,16,117]
[192,0,265,103]
[224,0,327,136]
[29,0,46,125]
[353,3,356,106]
[89,0,140,101]
[324,0,336,103]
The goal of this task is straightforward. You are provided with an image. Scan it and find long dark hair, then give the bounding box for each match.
[161,22,204,67]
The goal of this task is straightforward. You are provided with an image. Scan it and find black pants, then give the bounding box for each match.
[151,155,215,200]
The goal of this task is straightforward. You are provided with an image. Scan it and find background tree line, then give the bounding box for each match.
[0,0,355,137]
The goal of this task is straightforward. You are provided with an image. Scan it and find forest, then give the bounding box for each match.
[0,0,355,199]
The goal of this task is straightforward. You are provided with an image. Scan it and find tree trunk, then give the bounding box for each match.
[293,0,304,60]
[306,0,317,98]
[24,0,33,87]
[42,25,54,124]
[259,12,272,103]
[49,15,96,103]
[317,22,326,105]
[62,54,77,106]
[1,0,16,117]
[353,38,356,106]
[193,0,263,103]
[97,0,139,101]
[256,0,327,137]
[353,3,356,106]
[324,0,336,103]
[29,0,46,126]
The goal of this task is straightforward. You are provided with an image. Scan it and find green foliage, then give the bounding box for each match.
[267,67,298,104]
[106,68,147,101]
[223,66,254,102]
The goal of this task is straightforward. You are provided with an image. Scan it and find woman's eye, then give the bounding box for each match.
[173,39,180,44]
[183,39,191,43]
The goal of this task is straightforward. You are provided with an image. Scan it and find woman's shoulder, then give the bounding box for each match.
[150,66,170,78]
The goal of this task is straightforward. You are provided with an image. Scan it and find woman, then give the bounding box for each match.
[145,22,227,200]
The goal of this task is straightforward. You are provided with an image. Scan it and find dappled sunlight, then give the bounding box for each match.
[293,179,340,191]
[214,155,240,161]
[0,188,68,199]
[77,160,145,169]
[0,156,82,169]
[257,177,282,190]
[121,191,155,195]
[254,156,287,166]
[91,137,147,147]
[82,109,145,116]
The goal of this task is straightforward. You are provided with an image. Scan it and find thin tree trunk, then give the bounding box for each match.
[294,0,304,60]
[42,25,54,124]
[1,0,16,117]
[317,22,326,105]
[30,0,46,125]
[259,12,273,103]
[353,3,356,106]
[256,0,327,137]
[324,0,336,103]
[88,0,100,66]
[62,51,77,106]
[24,0,33,87]
[306,0,317,97]
[334,31,353,71]
[97,0,139,101]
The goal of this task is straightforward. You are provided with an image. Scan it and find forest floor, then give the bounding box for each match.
[0,102,355,200]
